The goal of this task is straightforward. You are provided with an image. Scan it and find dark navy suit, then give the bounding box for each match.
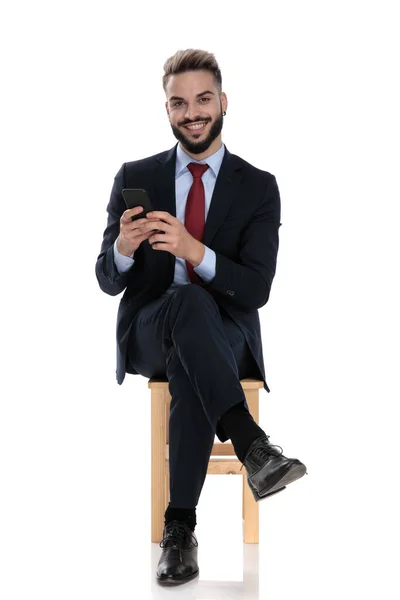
[95,143,281,507]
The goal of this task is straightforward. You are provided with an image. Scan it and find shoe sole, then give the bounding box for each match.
[157,569,199,585]
[250,462,307,502]
[258,485,287,499]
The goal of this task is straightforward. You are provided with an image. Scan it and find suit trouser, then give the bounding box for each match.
[127,284,258,508]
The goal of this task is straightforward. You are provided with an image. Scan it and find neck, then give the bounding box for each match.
[180,136,223,162]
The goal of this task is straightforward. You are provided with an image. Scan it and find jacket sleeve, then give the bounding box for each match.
[95,163,134,296]
[203,174,281,311]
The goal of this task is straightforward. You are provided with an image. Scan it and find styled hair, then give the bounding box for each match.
[162,49,222,94]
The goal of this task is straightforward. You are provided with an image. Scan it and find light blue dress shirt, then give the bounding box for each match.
[113,142,225,295]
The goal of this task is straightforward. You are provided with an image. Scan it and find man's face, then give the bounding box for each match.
[165,70,227,155]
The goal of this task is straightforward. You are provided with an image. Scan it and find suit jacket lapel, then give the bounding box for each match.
[153,142,243,248]
[148,146,177,278]
[153,144,177,217]
[203,146,243,246]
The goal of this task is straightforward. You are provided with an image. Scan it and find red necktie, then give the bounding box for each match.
[184,162,210,283]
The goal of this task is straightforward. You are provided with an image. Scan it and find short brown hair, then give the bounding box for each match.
[162,49,222,94]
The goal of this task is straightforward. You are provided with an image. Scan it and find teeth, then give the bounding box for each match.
[187,122,206,130]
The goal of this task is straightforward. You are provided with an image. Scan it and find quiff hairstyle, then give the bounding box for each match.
[162,49,222,95]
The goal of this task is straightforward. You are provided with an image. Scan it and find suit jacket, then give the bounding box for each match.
[95,143,281,390]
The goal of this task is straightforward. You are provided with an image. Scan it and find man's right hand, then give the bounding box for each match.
[116,207,160,256]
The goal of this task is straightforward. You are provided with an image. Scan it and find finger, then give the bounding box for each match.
[140,220,172,234]
[131,217,151,228]
[121,217,150,234]
[121,206,144,223]
[151,241,171,251]
[149,233,172,246]
[146,211,175,224]
[134,228,153,239]
[122,218,159,233]
[123,225,153,243]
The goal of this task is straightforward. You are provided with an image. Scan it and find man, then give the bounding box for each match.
[95,48,307,586]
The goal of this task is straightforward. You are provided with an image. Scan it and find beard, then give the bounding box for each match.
[170,109,224,155]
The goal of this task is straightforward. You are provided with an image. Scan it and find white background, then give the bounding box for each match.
[1,1,399,598]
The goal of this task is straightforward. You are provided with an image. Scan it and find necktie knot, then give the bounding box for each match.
[187,162,209,179]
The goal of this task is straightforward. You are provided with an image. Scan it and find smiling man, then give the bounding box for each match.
[95,48,307,586]
[168,75,225,159]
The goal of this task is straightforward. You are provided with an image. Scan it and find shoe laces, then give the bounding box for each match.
[159,519,198,550]
[240,435,283,471]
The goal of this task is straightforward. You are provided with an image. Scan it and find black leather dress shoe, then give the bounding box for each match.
[156,520,199,585]
[241,435,307,501]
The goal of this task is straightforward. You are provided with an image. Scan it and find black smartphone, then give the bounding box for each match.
[122,188,154,221]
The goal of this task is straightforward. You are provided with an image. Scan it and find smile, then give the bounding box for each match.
[184,122,208,132]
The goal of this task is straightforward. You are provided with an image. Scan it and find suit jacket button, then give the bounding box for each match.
[227,289,235,296]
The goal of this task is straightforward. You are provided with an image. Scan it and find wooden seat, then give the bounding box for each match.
[149,377,264,544]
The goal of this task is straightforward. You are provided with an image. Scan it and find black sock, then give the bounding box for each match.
[219,401,266,463]
[164,503,197,531]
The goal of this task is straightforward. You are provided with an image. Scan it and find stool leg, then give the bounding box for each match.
[151,388,167,543]
[243,470,245,520]
[165,462,170,509]
[165,399,171,508]
[243,389,260,544]
[243,468,258,543]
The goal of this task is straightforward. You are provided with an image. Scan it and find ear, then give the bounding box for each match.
[165,101,170,118]
[221,92,228,114]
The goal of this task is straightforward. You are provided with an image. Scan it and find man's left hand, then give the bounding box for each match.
[140,211,205,267]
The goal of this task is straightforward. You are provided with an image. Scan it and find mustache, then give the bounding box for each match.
[179,118,211,127]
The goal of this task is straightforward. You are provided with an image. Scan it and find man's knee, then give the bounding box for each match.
[172,283,216,306]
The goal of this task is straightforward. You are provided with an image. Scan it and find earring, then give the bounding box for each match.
[223,111,226,116]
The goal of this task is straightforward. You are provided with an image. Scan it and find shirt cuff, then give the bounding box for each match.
[194,246,216,283]
[113,239,135,273]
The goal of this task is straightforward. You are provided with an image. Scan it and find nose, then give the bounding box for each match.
[184,101,201,122]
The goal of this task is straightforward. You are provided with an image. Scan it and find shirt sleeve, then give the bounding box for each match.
[194,246,216,283]
[113,239,135,273]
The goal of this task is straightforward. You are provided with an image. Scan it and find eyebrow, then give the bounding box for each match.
[169,90,215,102]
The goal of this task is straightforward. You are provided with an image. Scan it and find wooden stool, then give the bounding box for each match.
[149,377,264,544]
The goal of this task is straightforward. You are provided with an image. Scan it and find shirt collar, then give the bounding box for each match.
[175,142,225,178]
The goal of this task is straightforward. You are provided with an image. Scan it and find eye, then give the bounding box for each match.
[173,101,184,107]
[200,97,210,102]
